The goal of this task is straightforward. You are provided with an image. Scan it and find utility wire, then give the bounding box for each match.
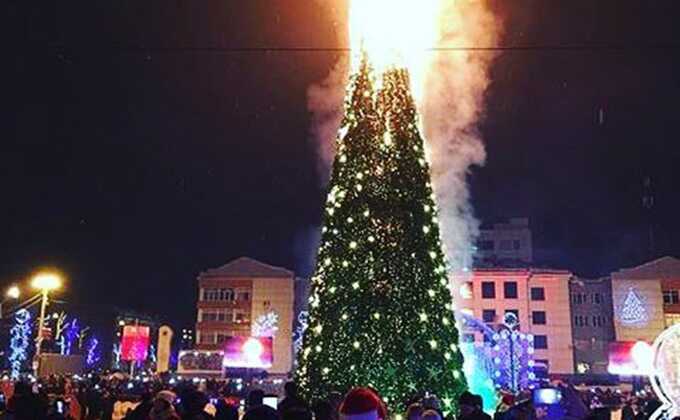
[47,43,680,55]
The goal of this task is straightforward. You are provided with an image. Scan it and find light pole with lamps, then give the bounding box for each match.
[31,273,62,375]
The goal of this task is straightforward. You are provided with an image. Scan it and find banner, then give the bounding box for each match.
[121,326,150,362]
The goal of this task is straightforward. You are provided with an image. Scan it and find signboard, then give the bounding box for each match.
[178,350,224,374]
[121,326,150,362]
[608,341,653,375]
[223,336,273,368]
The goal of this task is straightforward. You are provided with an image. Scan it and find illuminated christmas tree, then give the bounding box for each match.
[620,287,648,325]
[296,57,466,412]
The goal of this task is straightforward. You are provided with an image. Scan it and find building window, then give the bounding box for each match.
[513,240,521,250]
[236,288,250,301]
[234,310,249,324]
[499,240,513,250]
[462,334,475,343]
[200,332,216,344]
[593,293,602,304]
[478,240,494,251]
[505,309,519,322]
[532,311,546,325]
[459,282,473,299]
[504,282,518,299]
[482,310,496,323]
[534,335,548,349]
[663,290,680,305]
[531,287,545,301]
[219,288,235,301]
[216,333,231,344]
[481,282,495,299]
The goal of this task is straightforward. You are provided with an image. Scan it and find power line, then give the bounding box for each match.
[47,43,680,55]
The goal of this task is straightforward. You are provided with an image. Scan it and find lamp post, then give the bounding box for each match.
[0,286,20,319]
[31,273,62,375]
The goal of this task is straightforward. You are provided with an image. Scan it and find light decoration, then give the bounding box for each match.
[9,309,32,379]
[649,323,680,420]
[252,311,280,338]
[487,313,536,392]
[63,318,80,356]
[85,336,101,368]
[619,287,649,326]
[293,311,309,356]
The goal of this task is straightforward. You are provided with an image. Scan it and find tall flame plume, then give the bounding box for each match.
[309,0,501,272]
[349,0,442,99]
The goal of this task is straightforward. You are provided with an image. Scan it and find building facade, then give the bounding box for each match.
[475,218,533,266]
[569,277,615,374]
[195,257,295,375]
[452,268,574,375]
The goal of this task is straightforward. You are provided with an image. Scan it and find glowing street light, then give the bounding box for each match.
[31,272,63,374]
[31,273,62,292]
[6,286,20,300]
[0,285,21,319]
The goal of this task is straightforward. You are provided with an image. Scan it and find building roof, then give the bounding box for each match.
[462,267,571,276]
[612,256,680,280]
[201,257,294,278]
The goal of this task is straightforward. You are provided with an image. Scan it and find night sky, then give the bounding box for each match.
[3,1,680,326]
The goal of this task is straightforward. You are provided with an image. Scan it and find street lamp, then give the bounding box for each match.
[0,285,21,318]
[31,272,62,373]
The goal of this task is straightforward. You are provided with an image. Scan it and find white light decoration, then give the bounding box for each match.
[619,287,649,326]
[252,311,279,338]
[9,309,32,379]
[649,323,680,420]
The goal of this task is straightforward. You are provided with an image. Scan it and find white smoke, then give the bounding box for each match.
[421,0,500,271]
[307,57,349,185]
[307,0,501,271]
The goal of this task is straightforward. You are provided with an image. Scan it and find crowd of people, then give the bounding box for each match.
[0,373,671,420]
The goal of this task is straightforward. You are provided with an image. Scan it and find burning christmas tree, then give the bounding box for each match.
[296,3,468,410]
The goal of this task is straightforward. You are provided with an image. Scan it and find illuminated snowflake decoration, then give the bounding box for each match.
[619,287,648,326]
[9,309,32,379]
[252,311,279,337]
[649,323,680,420]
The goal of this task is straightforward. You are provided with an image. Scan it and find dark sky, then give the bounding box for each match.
[3,1,680,326]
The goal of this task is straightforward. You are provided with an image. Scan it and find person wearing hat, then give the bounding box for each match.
[149,390,180,420]
[338,388,387,420]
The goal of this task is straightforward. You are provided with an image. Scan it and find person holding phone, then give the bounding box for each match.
[243,389,278,420]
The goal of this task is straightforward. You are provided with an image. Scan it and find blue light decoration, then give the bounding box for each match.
[489,313,536,392]
[149,344,157,364]
[63,319,80,355]
[293,311,309,355]
[9,309,32,379]
[85,336,101,368]
[458,312,499,412]
[112,343,122,369]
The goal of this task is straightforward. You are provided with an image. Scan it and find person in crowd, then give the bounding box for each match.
[214,397,239,420]
[243,389,278,420]
[406,402,423,420]
[471,394,492,420]
[420,410,441,420]
[459,392,489,420]
[6,381,48,420]
[124,390,153,420]
[281,406,313,420]
[179,389,213,420]
[149,391,180,420]
[312,400,336,420]
[338,387,387,420]
[278,381,308,416]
